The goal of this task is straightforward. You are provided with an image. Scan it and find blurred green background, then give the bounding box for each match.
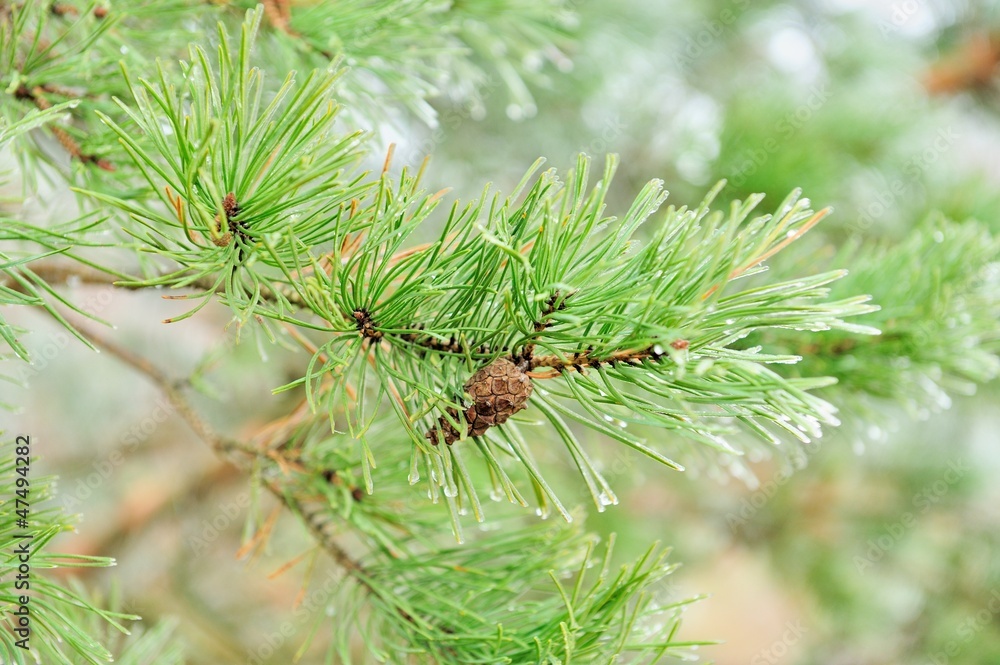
[5,0,1000,663]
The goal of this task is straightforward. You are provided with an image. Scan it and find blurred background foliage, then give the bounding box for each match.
[4,0,1000,663]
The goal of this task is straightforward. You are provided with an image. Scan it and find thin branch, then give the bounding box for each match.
[70,318,385,601]
[4,259,307,307]
[14,85,114,171]
[75,320,234,455]
[527,340,689,378]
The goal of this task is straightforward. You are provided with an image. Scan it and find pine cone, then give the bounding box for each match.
[463,357,533,434]
[427,358,533,445]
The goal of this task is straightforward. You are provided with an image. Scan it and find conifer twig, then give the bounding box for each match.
[2,260,307,307]
[526,341,689,378]
[13,85,114,170]
[65,318,387,606]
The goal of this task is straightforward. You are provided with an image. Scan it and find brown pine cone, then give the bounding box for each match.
[427,358,533,445]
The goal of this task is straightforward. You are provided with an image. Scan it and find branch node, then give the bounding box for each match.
[353,309,383,340]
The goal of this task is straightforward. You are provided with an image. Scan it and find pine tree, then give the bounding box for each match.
[1,2,998,663]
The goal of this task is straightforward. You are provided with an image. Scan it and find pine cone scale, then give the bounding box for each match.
[428,358,533,444]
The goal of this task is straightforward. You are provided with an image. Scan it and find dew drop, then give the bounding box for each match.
[597,490,618,507]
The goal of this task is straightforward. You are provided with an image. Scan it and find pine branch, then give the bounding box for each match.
[0,0,124,176]
[768,215,1000,411]
[60,313,705,663]
[0,104,112,363]
[77,6,366,323]
[334,524,707,664]
[8,10,883,528]
[267,156,877,520]
[0,259,308,308]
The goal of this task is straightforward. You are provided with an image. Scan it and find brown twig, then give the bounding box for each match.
[516,290,569,365]
[526,339,689,379]
[519,210,829,377]
[72,318,382,595]
[76,321,233,453]
[211,192,250,250]
[261,0,292,32]
[49,3,79,17]
[14,85,114,171]
[3,259,307,308]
